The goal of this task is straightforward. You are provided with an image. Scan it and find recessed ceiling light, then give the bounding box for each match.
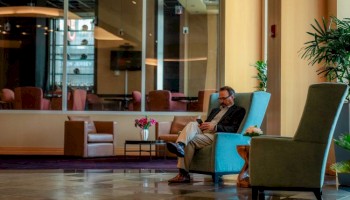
[132,1,136,4]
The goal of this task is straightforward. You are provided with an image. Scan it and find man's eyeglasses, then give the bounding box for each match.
[218,95,231,101]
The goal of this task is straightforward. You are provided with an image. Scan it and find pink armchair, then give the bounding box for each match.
[0,88,15,109]
[68,89,87,111]
[128,91,141,111]
[13,87,50,110]
[147,90,186,111]
[188,89,216,112]
[86,93,104,110]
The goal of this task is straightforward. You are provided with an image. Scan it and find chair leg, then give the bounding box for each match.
[252,187,265,200]
[252,186,258,200]
[313,188,322,200]
[211,174,221,183]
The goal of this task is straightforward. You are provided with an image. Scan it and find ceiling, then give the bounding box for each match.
[0,0,218,15]
[0,0,95,13]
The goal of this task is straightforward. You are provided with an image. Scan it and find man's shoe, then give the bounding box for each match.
[168,173,190,183]
[166,142,185,157]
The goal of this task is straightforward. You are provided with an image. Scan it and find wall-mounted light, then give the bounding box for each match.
[4,22,10,31]
[114,70,120,76]
[175,5,183,15]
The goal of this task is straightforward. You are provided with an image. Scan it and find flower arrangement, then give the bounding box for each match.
[134,116,157,130]
[243,125,263,137]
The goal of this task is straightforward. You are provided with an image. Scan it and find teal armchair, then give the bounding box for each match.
[249,83,348,200]
[189,91,271,182]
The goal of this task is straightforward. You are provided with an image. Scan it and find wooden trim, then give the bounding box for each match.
[0,147,157,156]
[0,147,63,155]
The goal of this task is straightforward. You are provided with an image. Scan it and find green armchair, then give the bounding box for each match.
[249,83,348,200]
[189,91,271,182]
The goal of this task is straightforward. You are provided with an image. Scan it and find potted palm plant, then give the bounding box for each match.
[301,16,350,97]
[301,16,350,185]
[252,60,267,92]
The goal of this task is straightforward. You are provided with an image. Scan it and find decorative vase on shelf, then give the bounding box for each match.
[140,129,149,141]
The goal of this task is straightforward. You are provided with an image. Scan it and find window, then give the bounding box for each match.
[0,0,220,112]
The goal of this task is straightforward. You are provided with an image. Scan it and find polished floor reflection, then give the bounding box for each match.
[0,169,348,199]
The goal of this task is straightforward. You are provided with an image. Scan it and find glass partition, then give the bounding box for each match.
[0,0,220,112]
[145,0,219,112]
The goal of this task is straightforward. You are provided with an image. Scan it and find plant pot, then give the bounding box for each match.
[334,102,350,186]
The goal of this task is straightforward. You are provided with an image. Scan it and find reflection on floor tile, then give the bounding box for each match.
[0,169,348,199]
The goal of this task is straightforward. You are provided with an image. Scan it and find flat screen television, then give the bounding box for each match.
[110,51,142,71]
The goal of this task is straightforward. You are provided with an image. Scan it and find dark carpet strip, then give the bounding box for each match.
[0,155,177,170]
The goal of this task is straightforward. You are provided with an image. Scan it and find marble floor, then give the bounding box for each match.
[0,169,349,200]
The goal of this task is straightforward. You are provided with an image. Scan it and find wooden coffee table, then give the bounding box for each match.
[124,140,166,160]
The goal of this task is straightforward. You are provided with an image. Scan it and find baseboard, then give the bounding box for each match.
[0,147,63,155]
[0,147,157,156]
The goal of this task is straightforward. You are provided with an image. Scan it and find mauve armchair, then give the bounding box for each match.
[188,89,216,112]
[147,90,186,111]
[68,89,87,111]
[0,88,14,109]
[249,83,348,200]
[128,90,141,111]
[64,116,117,157]
[13,86,50,110]
[86,93,104,111]
[188,91,271,183]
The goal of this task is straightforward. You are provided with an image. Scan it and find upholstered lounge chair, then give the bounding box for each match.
[64,116,117,157]
[0,88,14,109]
[147,90,187,111]
[13,86,50,110]
[189,91,271,182]
[128,91,141,111]
[68,89,87,110]
[249,83,348,200]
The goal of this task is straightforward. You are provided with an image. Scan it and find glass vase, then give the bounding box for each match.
[140,129,149,141]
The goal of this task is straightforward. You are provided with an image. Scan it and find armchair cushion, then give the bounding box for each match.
[170,116,199,134]
[67,115,97,133]
[87,134,114,143]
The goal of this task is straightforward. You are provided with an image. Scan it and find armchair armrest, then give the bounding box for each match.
[212,132,251,172]
[250,136,326,188]
[94,121,116,134]
[64,121,89,156]
[155,121,172,138]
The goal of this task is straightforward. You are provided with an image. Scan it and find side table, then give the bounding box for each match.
[237,145,250,188]
[124,140,166,160]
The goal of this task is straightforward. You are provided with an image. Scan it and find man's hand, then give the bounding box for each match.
[199,122,216,132]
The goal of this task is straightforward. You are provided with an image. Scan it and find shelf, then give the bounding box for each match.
[54,59,94,61]
[53,45,95,47]
[54,73,94,75]
[55,30,94,32]
[50,18,95,89]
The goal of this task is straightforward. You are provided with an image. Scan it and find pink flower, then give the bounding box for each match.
[135,116,157,129]
[244,125,263,137]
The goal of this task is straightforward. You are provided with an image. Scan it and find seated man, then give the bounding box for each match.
[166,86,246,183]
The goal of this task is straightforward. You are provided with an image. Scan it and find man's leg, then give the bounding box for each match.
[169,133,213,183]
[179,133,214,170]
[177,122,201,145]
[167,122,201,157]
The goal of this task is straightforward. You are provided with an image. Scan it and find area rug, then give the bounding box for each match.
[0,155,177,170]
